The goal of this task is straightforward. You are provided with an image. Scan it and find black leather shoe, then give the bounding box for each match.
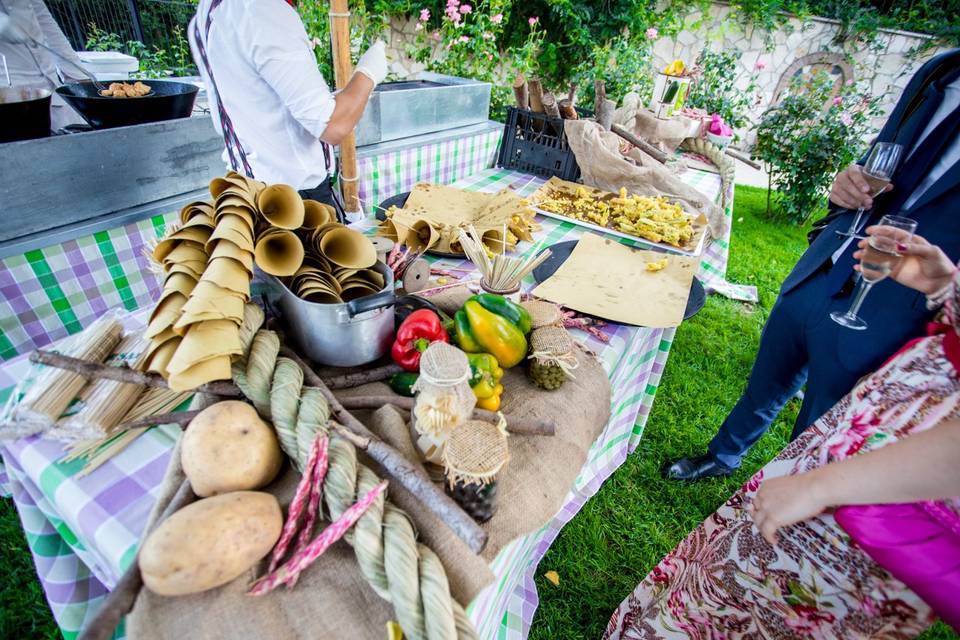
[662,454,734,481]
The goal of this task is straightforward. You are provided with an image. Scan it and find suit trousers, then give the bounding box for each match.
[707,267,925,469]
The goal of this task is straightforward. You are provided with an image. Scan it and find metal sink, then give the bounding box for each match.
[355,72,491,146]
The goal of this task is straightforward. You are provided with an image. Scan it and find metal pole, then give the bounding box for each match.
[126,0,145,43]
[329,0,361,217]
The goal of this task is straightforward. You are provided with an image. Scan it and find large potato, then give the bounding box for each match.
[140,491,282,596]
[181,400,283,497]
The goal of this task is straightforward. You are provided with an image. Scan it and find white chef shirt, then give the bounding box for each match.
[189,0,337,189]
[832,77,960,263]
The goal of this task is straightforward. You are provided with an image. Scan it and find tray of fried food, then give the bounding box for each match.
[528,177,707,255]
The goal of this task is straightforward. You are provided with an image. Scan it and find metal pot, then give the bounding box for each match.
[265,262,400,367]
[0,87,51,142]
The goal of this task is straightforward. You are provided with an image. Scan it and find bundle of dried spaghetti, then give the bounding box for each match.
[53,334,150,442]
[63,386,193,476]
[8,316,123,437]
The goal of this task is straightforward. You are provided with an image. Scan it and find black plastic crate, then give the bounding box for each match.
[495,107,581,182]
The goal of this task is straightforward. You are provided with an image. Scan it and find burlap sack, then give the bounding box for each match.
[563,119,727,239]
[127,288,611,639]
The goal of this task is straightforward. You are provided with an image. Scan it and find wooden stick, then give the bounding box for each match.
[324,363,404,390]
[528,77,544,113]
[279,346,488,554]
[337,396,555,437]
[557,98,577,120]
[610,124,669,164]
[78,478,196,640]
[512,73,528,110]
[598,99,615,131]
[567,82,577,105]
[30,351,241,397]
[541,91,561,119]
[724,146,761,170]
[329,0,360,215]
[32,349,401,395]
[113,409,202,431]
[593,80,606,119]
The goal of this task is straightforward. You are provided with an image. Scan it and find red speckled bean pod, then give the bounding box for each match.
[266,435,325,573]
[287,436,330,587]
[248,480,388,596]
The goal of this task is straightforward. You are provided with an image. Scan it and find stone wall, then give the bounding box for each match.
[651,3,949,142]
[382,3,949,141]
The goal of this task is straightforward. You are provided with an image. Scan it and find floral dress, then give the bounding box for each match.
[605,272,960,639]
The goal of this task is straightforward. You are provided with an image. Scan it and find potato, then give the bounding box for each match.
[140,491,282,596]
[181,400,283,497]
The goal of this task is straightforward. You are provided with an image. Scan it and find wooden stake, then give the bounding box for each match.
[338,395,556,436]
[324,362,404,390]
[77,478,196,640]
[279,346,488,553]
[541,91,561,119]
[598,99,615,131]
[30,351,241,397]
[329,0,360,215]
[593,80,606,118]
[528,77,545,113]
[558,98,577,120]
[610,124,669,164]
[512,73,528,110]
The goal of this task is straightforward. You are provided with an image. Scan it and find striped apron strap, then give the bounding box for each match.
[192,0,256,177]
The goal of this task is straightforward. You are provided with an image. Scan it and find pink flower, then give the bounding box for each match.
[415,22,423,30]
[458,35,470,43]
[431,30,441,41]
[754,59,766,70]
[309,36,322,50]
[460,4,472,14]
[419,8,430,21]
[846,78,855,86]
[840,112,854,126]
[528,16,539,26]
[485,51,493,59]
[447,0,458,6]
[491,13,503,24]
[833,95,843,106]
[645,27,658,39]
[445,8,460,22]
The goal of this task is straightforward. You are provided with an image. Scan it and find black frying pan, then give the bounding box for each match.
[55,80,199,130]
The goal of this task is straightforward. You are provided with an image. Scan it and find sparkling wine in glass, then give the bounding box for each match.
[837,142,904,238]
[831,235,902,330]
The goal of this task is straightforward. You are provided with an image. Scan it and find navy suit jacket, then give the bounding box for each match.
[777,49,960,376]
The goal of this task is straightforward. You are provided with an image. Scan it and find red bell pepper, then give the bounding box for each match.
[391,309,449,372]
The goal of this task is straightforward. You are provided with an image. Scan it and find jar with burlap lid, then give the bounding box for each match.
[442,418,509,523]
[521,300,563,329]
[412,342,477,464]
[527,325,578,390]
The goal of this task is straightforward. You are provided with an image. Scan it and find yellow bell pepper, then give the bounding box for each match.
[467,353,504,411]
[454,295,529,368]
[662,59,686,76]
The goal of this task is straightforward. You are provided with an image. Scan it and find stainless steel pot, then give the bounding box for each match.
[264,262,399,367]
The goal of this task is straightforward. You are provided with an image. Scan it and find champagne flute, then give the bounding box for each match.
[831,234,902,330]
[837,142,904,238]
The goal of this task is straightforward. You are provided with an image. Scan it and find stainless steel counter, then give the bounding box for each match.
[0,115,502,259]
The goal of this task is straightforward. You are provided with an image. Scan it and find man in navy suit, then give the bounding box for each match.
[666,49,960,480]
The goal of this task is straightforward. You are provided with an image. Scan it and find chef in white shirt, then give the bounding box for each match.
[189,0,388,221]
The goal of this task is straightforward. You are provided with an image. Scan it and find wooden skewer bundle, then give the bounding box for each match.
[458,226,552,292]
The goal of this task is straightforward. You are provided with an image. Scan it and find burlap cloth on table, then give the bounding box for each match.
[565,111,727,240]
[127,286,611,640]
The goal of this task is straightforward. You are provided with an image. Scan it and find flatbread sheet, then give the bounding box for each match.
[531,232,697,327]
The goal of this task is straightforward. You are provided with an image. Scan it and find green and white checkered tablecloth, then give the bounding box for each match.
[0,152,731,639]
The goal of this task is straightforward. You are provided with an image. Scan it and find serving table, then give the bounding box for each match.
[0,157,730,639]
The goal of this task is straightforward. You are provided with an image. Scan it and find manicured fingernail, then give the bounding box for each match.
[897,243,908,251]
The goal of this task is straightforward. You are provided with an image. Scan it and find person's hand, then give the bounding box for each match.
[749,474,829,545]
[829,163,892,210]
[355,40,388,86]
[854,227,956,295]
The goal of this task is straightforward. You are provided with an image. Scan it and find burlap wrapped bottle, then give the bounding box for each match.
[527,325,578,390]
[521,300,563,330]
[442,418,509,523]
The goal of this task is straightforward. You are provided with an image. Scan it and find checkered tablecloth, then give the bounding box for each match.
[0,156,729,639]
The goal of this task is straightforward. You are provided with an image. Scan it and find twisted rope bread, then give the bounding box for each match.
[231,305,476,640]
[681,137,736,211]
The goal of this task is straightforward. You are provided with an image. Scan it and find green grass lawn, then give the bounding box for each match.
[0,185,956,639]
